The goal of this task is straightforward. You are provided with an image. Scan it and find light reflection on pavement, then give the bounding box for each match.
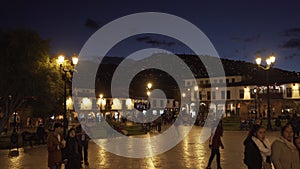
[0,126,279,169]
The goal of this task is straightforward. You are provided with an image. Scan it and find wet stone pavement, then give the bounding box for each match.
[0,126,279,169]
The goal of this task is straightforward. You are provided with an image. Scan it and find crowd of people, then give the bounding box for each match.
[46,115,300,169]
[205,117,300,169]
[243,122,300,169]
[47,123,90,169]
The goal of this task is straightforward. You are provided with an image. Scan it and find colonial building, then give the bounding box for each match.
[184,75,300,119]
[71,88,179,123]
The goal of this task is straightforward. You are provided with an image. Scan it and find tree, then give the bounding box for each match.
[0,28,63,131]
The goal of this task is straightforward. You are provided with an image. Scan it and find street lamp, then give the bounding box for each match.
[146,82,152,96]
[57,54,78,137]
[146,82,152,110]
[99,94,103,116]
[147,82,152,90]
[8,95,18,148]
[253,88,258,119]
[255,53,276,130]
[146,91,151,96]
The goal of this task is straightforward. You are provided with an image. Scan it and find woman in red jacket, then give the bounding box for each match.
[47,123,66,169]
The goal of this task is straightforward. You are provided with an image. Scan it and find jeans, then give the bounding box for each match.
[207,148,221,168]
[79,141,89,163]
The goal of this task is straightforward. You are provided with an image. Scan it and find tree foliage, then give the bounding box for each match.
[0,28,64,131]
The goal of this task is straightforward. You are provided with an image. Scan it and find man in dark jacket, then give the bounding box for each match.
[36,123,46,144]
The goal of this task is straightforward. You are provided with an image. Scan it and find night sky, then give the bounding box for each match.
[1,0,300,72]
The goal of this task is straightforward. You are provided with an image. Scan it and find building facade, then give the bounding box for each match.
[71,88,179,124]
[184,75,300,119]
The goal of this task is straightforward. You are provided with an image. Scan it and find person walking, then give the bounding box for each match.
[36,123,46,144]
[76,124,90,166]
[243,124,271,169]
[290,114,299,137]
[47,123,66,169]
[65,128,81,169]
[271,123,300,169]
[206,120,224,169]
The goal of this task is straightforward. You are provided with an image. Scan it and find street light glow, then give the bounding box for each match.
[256,53,276,69]
[58,55,65,65]
[72,56,78,65]
[147,82,152,89]
[147,91,151,96]
[255,56,262,65]
[269,54,276,63]
[266,58,271,65]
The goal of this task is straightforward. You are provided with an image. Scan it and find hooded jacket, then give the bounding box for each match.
[271,136,300,169]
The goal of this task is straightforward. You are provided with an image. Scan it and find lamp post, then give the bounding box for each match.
[99,94,103,117]
[253,88,258,119]
[256,53,276,130]
[146,82,152,110]
[8,95,18,148]
[57,54,78,137]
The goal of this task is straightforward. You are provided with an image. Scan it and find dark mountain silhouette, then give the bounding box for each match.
[95,54,300,99]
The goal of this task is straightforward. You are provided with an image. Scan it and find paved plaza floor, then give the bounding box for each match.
[0,126,280,169]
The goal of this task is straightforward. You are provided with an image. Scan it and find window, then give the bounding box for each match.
[160,100,164,107]
[122,100,126,109]
[287,88,292,97]
[153,100,157,107]
[232,78,235,83]
[207,91,211,100]
[221,91,225,99]
[212,91,216,100]
[226,79,229,84]
[239,90,244,99]
[200,81,203,85]
[227,90,231,99]
[214,79,217,84]
[199,91,202,100]
[205,80,209,84]
[219,79,223,83]
[186,81,190,86]
[194,91,198,99]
